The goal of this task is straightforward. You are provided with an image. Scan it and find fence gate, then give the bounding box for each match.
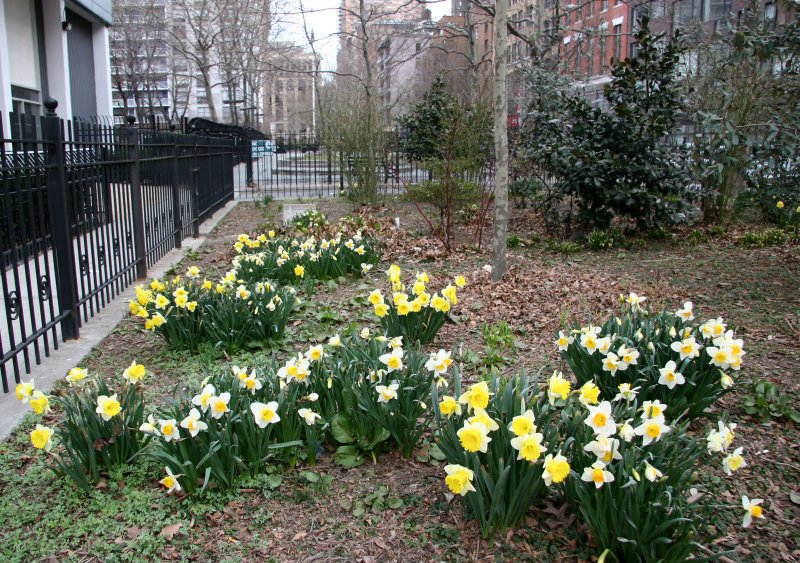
[0,99,235,392]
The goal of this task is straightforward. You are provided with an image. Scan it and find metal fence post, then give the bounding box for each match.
[127,115,147,279]
[42,97,80,340]
[191,134,200,238]
[171,129,182,249]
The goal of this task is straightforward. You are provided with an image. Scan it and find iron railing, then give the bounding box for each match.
[0,98,235,392]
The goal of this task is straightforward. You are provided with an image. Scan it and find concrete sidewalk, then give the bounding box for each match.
[0,199,240,442]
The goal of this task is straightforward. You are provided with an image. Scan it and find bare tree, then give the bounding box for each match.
[492,0,509,281]
[110,0,167,118]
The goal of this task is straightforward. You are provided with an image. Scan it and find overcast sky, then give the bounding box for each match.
[277,0,452,72]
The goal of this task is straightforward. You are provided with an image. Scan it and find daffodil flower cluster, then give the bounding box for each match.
[558,296,746,419]
[230,230,380,285]
[24,364,151,491]
[129,266,296,352]
[369,265,465,345]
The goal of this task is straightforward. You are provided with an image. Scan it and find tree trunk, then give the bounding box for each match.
[491,0,509,282]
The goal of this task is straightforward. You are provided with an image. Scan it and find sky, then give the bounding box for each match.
[277,0,452,72]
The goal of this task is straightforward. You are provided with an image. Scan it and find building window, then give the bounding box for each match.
[764,2,777,28]
[602,0,608,10]
[613,24,622,61]
[709,0,732,20]
[599,34,607,70]
[588,36,595,76]
[10,85,41,116]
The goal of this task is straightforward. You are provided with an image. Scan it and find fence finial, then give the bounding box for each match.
[126,113,137,125]
[44,97,58,116]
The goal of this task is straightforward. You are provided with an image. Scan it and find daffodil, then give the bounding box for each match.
[376,382,400,403]
[425,349,452,374]
[741,496,765,528]
[580,331,600,355]
[707,420,736,453]
[617,419,635,442]
[468,408,500,431]
[389,336,404,349]
[298,408,322,425]
[155,294,169,309]
[360,327,371,340]
[634,418,670,446]
[439,396,461,417]
[122,361,147,384]
[15,379,35,403]
[361,263,373,274]
[720,373,734,389]
[625,292,647,309]
[776,200,784,209]
[585,401,617,437]
[159,467,182,494]
[658,360,685,389]
[159,418,180,441]
[96,394,122,421]
[644,462,663,482]
[192,383,216,413]
[430,294,451,313]
[139,414,160,436]
[374,302,388,317]
[670,336,702,361]
[328,334,342,347]
[675,301,694,321]
[641,400,667,421]
[547,371,571,405]
[180,408,208,437]
[379,348,404,373]
[29,391,51,415]
[186,265,201,279]
[294,265,305,278]
[722,447,746,475]
[509,410,537,436]
[209,393,231,419]
[511,432,546,462]
[455,275,466,288]
[305,392,319,402]
[457,420,491,453]
[241,376,262,393]
[700,317,726,340]
[251,401,280,427]
[613,383,639,402]
[444,464,476,496]
[555,330,574,351]
[617,345,639,366]
[706,346,732,369]
[577,381,601,406]
[581,461,614,488]
[305,345,324,362]
[584,436,622,463]
[542,453,571,486]
[458,381,492,410]
[602,352,623,375]
[30,424,54,451]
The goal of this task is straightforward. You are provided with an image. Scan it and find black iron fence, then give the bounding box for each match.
[0,98,235,392]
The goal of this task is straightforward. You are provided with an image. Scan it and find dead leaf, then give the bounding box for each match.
[126,526,142,540]
[292,531,307,541]
[160,522,182,541]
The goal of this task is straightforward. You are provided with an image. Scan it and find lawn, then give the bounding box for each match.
[1,199,797,562]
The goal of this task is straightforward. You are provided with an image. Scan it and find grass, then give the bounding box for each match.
[0,200,797,561]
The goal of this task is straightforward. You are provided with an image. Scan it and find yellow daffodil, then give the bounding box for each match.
[15,379,35,403]
[29,391,51,415]
[439,396,461,417]
[379,347,404,372]
[250,401,280,427]
[122,361,147,384]
[368,289,384,305]
[442,284,458,305]
[444,464,476,496]
[155,294,169,309]
[741,496,765,528]
[30,424,54,451]
[96,394,122,421]
[776,201,784,209]
[658,360,685,389]
[376,382,400,403]
[722,447,746,475]
[510,432,546,462]
[294,265,305,278]
[458,381,492,411]
[180,408,208,437]
[547,371,571,405]
[468,408,500,431]
[374,302,388,318]
[584,436,622,463]
[542,453,571,486]
[555,330,574,351]
[430,295,450,313]
[209,393,231,419]
[585,401,616,437]
[159,418,180,441]
[634,418,671,446]
[159,467,182,494]
[578,381,601,406]
[509,410,537,436]
[457,421,491,453]
[454,275,466,288]
[581,461,615,488]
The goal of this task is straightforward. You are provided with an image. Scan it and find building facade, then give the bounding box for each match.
[0,0,113,133]
[262,43,319,135]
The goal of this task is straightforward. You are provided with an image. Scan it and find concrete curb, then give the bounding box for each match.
[0,199,241,442]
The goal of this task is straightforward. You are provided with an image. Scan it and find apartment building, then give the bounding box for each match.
[262,43,320,135]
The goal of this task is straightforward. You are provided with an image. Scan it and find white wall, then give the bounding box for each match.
[42,0,72,118]
[0,0,13,132]
[4,0,40,91]
[92,22,112,115]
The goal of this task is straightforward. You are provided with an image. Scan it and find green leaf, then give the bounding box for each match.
[299,470,320,483]
[334,445,365,468]
[331,413,356,444]
[429,443,448,461]
[266,474,283,489]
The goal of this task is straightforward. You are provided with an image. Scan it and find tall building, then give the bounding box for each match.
[262,43,320,134]
[110,0,268,129]
[0,0,114,132]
